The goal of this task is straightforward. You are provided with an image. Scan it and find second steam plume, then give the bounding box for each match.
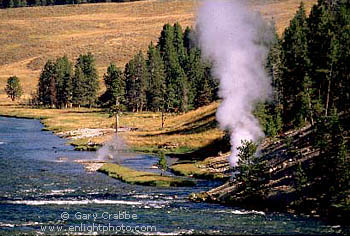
[197,0,273,166]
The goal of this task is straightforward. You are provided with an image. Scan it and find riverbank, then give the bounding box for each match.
[0,103,228,180]
[0,103,223,154]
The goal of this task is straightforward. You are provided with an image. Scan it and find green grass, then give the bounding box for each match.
[98,163,195,187]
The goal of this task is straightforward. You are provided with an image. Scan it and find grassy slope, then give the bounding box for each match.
[0,0,316,103]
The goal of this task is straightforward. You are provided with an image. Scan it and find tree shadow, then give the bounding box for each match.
[141,111,217,137]
[170,136,231,161]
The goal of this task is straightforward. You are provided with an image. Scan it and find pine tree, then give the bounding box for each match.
[333,0,350,114]
[75,53,99,107]
[313,109,348,197]
[236,140,268,198]
[146,42,166,111]
[55,56,73,108]
[101,63,125,108]
[266,24,283,110]
[49,74,57,108]
[173,22,187,68]
[158,24,174,57]
[13,0,19,7]
[295,162,308,194]
[185,47,204,109]
[281,2,312,127]
[158,151,167,176]
[196,77,212,107]
[125,51,148,112]
[158,23,189,112]
[134,51,148,112]
[7,0,14,7]
[183,26,192,53]
[125,59,137,112]
[5,76,23,101]
[307,0,333,112]
[38,60,57,107]
[72,66,85,107]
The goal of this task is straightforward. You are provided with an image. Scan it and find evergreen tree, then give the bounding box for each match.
[125,51,148,112]
[38,60,57,107]
[236,140,268,198]
[266,24,283,107]
[185,47,204,109]
[158,151,167,176]
[294,162,308,195]
[101,63,125,108]
[173,22,187,68]
[158,24,189,112]
[331,0,350,114]
[5,76,23,101]
[280,2,312,127]
[313,109,349,199]
[307,0,333,112]
[146,42,166,111]
[183,26,192,53]
[55,56,73,108]
[6,0,14,7]
[75,53,99,107]
[196,77,212,107]
[125,59,136,111]
[13,0,19,7]
[72,66,85,107]
[158,24,174,57]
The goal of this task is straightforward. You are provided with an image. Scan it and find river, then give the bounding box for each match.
[0,116,346,235]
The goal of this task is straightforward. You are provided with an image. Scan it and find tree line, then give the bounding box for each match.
[33,22,217,113]
[0,0,140,9]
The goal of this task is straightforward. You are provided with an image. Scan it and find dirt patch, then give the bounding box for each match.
[58,128,115,140]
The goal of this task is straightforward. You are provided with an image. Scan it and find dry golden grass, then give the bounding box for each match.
[0,0,316,101]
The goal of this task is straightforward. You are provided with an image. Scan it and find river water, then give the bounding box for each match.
[0,116,347,235]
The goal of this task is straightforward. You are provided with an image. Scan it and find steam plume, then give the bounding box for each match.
[197,0,272,166]
[96,135,126,162]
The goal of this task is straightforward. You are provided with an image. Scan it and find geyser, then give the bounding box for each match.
[197,0,273,166]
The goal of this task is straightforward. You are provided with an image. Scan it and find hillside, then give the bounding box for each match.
[190,122,350,224]
[0,0,316,102]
